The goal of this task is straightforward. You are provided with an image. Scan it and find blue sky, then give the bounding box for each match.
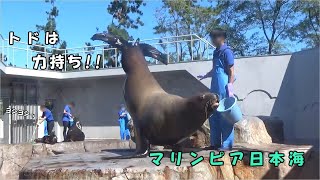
[0,0,161,47]
[0,0,164,68]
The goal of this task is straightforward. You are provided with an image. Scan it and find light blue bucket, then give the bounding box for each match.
[217,96,243,124]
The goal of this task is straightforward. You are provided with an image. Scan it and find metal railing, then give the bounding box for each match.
[0,34,215,72]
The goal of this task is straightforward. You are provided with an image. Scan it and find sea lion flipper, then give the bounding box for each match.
[139,43,169,65]
[100,147,149,160]
[91,33,129,49]
[91,32,169,65]
[101,147,149,160]
[134,126,149,152]
[101,126,150,160]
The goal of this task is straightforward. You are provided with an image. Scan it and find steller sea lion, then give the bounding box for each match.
[91,33,219,159]
[66,119,85,142]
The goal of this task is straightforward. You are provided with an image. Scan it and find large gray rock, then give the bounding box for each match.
[19,143,317,180]
[32,143,48,158]
[0,143,33,179]
[0,140,318,179]
[45,141,86,155]
[131,116,274,148]
[178,121,211,148]
[183,116,274,148]
[258,116,284,143]
[0,140,134,179]
[234,116,272,145]
[84,140,135,153]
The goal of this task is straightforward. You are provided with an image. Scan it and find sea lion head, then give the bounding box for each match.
[197,92,219,118]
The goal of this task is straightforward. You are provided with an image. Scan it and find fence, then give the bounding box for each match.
[10,104,38,144]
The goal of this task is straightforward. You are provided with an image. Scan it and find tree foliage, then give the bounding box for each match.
[216,0,298,55]
[30,0,76,71]
[213,0,252,56]
[154,1,216,37]
[86,1,146,67]
[249,0,299,54]
[212,0,319,55]
[32,0,67,53]
[102,1,145,66]
[287,0,320,47]
[154,0,218,61]
[107,0,145,29]
[106,0,146,40]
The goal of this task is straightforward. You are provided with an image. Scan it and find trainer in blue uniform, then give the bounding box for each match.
[44,120,48,136]
[118,104,131,140]
[38,105,55,136]
[198,28,236,150]
[124,111,131,140]
[62,102,75,142]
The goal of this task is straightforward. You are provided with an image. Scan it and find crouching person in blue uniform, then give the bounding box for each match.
[118,104,131,140]
[198,28,236,150]
[38,105,55,136]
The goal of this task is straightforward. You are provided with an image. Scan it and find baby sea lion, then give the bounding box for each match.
[91,33,219,159]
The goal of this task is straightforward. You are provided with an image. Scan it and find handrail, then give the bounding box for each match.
[134,34,199,42]
[192,34,215,48]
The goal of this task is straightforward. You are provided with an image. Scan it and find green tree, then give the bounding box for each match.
[254,0,299,54]
[287,0,320,47]
[87,0,146,68]
[105,0,146,41]
[236,0,299,54]
[212,0,311,55]
[107,0,145,29]
[31,0,70,70]
[213,0,252,56]
[154,0,218,61]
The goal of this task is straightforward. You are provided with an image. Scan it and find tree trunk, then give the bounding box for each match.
[268,41,273,54]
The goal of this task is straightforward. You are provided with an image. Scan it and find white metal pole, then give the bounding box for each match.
[206,43,209,60]
[7,41,9,66]
[64,49,67,71]
[1,39,3,63]
[191,35,193,61]
[44,47,47,70]
[27,44,29,68]
[199,40,202,61]
[115,49,117,67]
[81,51,84,71]
[102,47,104,69]
[13,48,14,66]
